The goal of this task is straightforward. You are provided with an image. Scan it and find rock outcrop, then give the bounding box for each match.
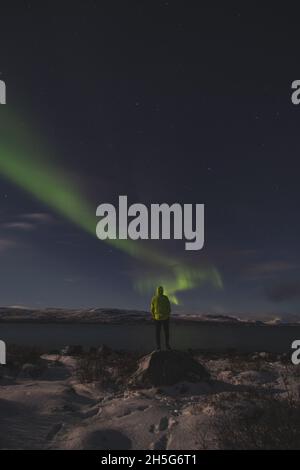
[130,350,210,387]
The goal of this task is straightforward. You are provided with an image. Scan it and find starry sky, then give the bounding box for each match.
[0,2,299,318]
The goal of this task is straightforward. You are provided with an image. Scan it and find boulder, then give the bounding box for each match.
[130,350,210,387]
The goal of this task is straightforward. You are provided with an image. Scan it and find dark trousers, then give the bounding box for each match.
[155,319,170,349]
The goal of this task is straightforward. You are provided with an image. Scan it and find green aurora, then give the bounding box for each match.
[0,111,222,304]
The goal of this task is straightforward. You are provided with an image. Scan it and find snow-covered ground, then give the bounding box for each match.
[0,348,299,449]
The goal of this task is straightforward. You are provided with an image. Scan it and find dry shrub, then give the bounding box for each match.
[213,382,300,449]
[6,344,44,370]
[76,349,140,389]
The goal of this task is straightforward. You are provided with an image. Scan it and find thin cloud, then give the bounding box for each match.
[2,222,35,231]
[0,212,56,232]
[64,277,81,283]
[245,260,299,281]
[20,212,55,224]
[265,281,300,302]
[0,238,16,252]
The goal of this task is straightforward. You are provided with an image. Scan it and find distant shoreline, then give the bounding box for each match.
[0,307,299,327]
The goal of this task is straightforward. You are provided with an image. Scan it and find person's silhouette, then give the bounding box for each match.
[150,286,171,351]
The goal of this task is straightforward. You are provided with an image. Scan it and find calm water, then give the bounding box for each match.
[1,322,300,353]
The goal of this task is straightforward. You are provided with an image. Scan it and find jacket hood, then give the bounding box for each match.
[156,286,164,295]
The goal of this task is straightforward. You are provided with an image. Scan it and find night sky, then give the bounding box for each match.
[0,2,299,318]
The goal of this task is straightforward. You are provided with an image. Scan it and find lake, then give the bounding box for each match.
[1,322,300,353]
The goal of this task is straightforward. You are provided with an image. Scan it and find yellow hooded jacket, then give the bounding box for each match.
[151,286,171,321]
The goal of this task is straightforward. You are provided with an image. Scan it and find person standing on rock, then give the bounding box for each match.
[150,286,171,351]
